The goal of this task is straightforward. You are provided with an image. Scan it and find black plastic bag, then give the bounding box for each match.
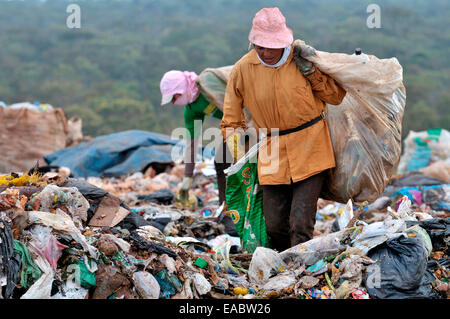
[61,178,110,221]
[129,231,177,258]
[406,218,449,252]
[61,178,148,230]
[0,219,21,299]
[61,178,109,199]
[137,188,174,205]
[365,235,436,299]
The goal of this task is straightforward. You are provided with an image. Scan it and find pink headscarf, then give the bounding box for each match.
[160,70,199,106]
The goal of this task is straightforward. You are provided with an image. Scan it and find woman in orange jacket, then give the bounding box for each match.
[221,7,346,251]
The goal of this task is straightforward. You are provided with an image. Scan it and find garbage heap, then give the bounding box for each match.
[0,162,448,299]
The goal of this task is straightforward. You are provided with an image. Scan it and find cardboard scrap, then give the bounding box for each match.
[88,196,130,227]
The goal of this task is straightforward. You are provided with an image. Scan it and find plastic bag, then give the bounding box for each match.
[420,159,450,184]
[248,247,286,285]
[337,199,354,231]
[350,219,406,255]
[27,185,90,229]
[0,220,22,299]
[28,225,68,271]
[225,145,269,253]
[20,246,54,299]
[280,230,347,266]
[300,45,406,204]
[28,210,99,259]
[364,235,433,299]
[192,272,212,296]
[197,66,234,112]
[261,272,296,294]
[13,240,42,290]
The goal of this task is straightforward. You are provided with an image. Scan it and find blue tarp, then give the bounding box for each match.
[44,130,180,178]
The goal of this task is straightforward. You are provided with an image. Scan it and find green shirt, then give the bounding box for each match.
[184,93,223,139]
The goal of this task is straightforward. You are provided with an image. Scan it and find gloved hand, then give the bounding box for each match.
[293,40,316,75]
[226,133,245,163]
[179,176,193,203]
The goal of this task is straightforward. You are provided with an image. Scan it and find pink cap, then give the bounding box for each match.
[248,7,293,49]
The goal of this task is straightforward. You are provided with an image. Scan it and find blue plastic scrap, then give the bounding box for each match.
[306,259,328,275]
[44,130,179,178]
[154,269,182,299]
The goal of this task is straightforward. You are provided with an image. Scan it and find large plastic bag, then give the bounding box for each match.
[300,45,406,204]
[197,66,255,131]
[364,235,434,299]
[419,159,450,184]
[0,107,69,174]
[197,66,233,112]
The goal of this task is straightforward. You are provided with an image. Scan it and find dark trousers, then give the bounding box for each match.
[214,160,230,204]
[214,140,233,204]
[262,171,327,252]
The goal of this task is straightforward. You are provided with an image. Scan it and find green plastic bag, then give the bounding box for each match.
[225,151,270,253]
[13,240,42,289]
[77,259,96,289]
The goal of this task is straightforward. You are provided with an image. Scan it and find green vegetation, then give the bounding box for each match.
[0,0,448,137]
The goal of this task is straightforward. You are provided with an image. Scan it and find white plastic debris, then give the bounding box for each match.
[248,247,286,285]
[261,273,296,293]
[192,273,212,295]
[133,271,160,299]
[28,210,99,259]
[337,199,354,230]
[21,247,54,299]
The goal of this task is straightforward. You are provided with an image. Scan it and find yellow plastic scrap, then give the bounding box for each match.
[0,173,46,186]
[233,287,248,295]
[0,173,44,186]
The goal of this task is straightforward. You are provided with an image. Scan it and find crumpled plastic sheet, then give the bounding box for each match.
[280,230,347,266]
[350,219,406,255]
[20,246,54,299]
[192,272,212,296]
[248,247,286,285]
[28,210,99,259]
[28,225,68,271]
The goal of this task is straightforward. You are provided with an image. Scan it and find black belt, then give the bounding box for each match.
[266,114,324,137]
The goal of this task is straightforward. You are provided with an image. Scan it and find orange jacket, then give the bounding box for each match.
[221,46,346,185]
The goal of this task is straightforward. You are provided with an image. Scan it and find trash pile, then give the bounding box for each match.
[0,167,245,300]
[1,156,448,300]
